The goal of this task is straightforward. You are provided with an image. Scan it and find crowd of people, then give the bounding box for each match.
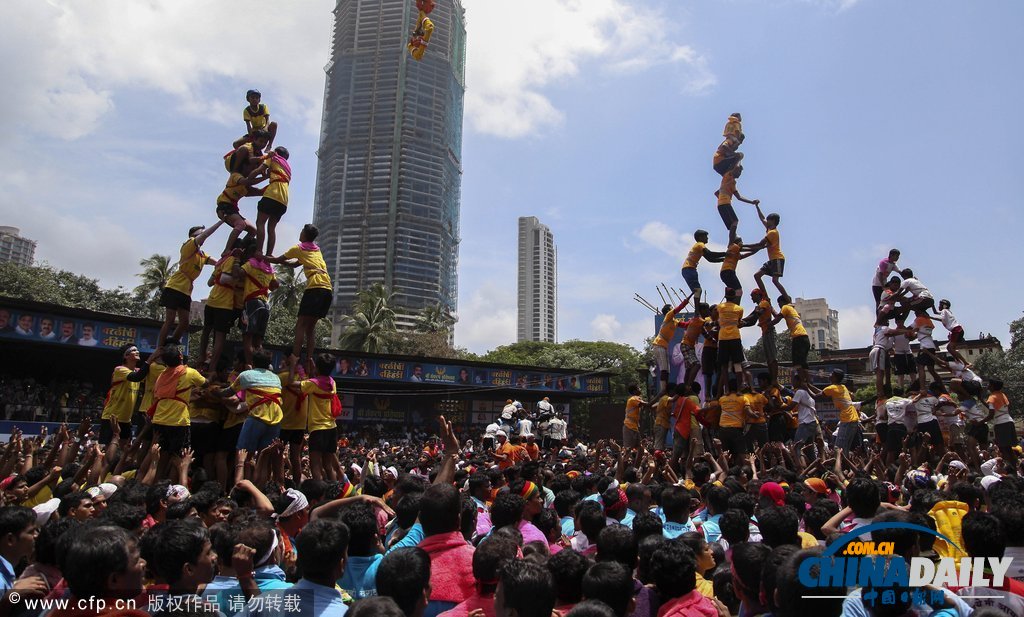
[0,104,1021,617]
[0,375,102,423]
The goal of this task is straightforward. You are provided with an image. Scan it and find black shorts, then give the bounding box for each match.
[714,153,741,175]
[760,259,785,277]
[893,353,916,375]
[995,422,1017,448]
[876,422,888,445]
[718,339,745,366]
[216,202,240,219]
[190,422,221,458]
[917,419,943,446]
[244,299,270,337]
[768,414,789,443]
[791,335,810,369]
[917,350,935,367]
[701,347,718,376]
[217,423,244,452]
[154,425,191,454]
[280,429,304,444]
[719,427,746,458]
[966,421,989,446]
[720,269,742,291]
[98,420,133,445]
[298,288,333,318]
[257,197,287,222]
[885,423,907,453]
[205,305,239,334]
[718,204,738,229]
[159,287,192,311]
[309,427,338,454]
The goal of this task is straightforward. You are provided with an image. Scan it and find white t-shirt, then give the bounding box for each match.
[484,423,499,438]
[518,419,533,437]
[548,418,567,440]
[885,397,912,425]
[893,334,912,354]
[936,308,960,331]
[899,277,933,300]
[991,396,1013,425]
[915,320,936,349]
[536,400,554,414]
[793,389,817,424]
[961,399,986,422]
[874,399,888,425]
[915,396,938,423]
[936,399,963,429]
[872,326,895,349]
[948,361,982,384]
[872,258,899,287]
[500,404,516,421]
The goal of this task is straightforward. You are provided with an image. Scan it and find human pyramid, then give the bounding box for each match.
[97,90,345,487]
[635,113,1017,474]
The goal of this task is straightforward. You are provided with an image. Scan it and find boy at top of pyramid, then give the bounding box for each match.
[232,89,278,153]
[713,112,744,176]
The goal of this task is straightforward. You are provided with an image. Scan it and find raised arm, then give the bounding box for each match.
[194,220,225,247]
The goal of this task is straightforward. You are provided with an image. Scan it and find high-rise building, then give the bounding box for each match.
[0,227,36,267]
[313,0,467,337]
[794,297,840,351]
[517,217,557,343]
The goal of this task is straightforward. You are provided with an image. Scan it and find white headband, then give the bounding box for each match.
[256,530,281,567]
[277,488,308,519]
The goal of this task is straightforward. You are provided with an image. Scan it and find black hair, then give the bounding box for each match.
[395,492,423,530]
[166,500,196,521]
[627,384,641,396]
[150,520,209,585]
[677,531,709,573]
[420,483,462,536]
[534,508,560,540]
[650,540,697,599]
[251,129,271,141]
[187,225,205,237]
[296,518,350,580]
[989,378,1004,391]
[581,561,634,616]
[758,506,800,548]
[273,146,290,160]
[731,541,771,601]
[546,548,590,605]
[0,505,36,539]
[301,223,320,242]
[498,559,557,617]
[962,511,1005,559]
[250,350,272,370]
[761,545,798,614]
[713,566,739,614]
[161,345,183,367]
[695,229,709,240]
[728,491,757,517]
[775,548,846,617]
[491,492,526,529]
[576,501,606,542]
[35,518,80,566]
[803,503,838,541]
[660,486,691,522]
[637,534,666,585]
[553,490,581,518]
[339,502,379,557]
[62,525,138,599]
[299,479,329,505]
[596,525,637,568]
[631,511,663,542]
[846,477,881,518]
[706,485,731,515]
[474,536,519,585]
[376,547,431,616]
[719,509,750,545]
[564,600,616,617]
[348,596,406,617]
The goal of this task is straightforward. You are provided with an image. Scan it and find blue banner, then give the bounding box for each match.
[0,305,173,354]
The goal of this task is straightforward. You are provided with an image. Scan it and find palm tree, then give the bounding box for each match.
[414,304,454,334]
[270,266,304,310]
[135,254,176,317]
[339,283,397,353]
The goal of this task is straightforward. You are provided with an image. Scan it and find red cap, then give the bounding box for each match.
[759,481,786,507]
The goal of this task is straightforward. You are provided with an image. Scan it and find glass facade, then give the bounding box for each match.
[313,0,466,333]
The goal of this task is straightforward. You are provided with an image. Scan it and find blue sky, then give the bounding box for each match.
[2,0,1022,354]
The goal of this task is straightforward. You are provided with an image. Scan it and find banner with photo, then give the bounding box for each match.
[0,305,176,354]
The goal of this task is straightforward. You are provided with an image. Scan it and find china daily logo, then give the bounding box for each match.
[799,522,1011,603]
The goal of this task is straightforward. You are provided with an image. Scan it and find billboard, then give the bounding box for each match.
[0,304,176,354]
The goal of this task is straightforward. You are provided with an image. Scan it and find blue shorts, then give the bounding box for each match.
[681,267,701,293]
[236,416,281,451]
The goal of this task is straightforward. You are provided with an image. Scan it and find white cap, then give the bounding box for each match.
[33,498,60,526]
[166,484,190,502]
[385,466,399,479]
[495,429,507,438]
[981,476,1001,491]
[948,460,968,472]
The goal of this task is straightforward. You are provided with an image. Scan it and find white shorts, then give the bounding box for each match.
[869,347,889,372]
[653,345,670,373]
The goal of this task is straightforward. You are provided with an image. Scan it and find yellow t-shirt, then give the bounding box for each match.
[243,103,270,130]
[624,396,642,431]
[766,229,784,261]
[824,384,858,423]
[218,173,248,207]
[746,393,768,424]
[781,305,807,338]
[242,261,275,302]
[190,389,226,424]
[682,317,706,347]
[718,173,736,206]
[262,154,290,205]
[207,256,238,310]
[152,367,206,427]
[283,245,332,291]
[230,378,284,426]
[140,363,166,413]
[717,302,744,341]
[655,395,671,429]
[101,366,140,424]
[757,299,773,331]
[682,242,704,269]
[653,309,681,348]
[719,394,748,428]
[722,243,741,271]
[165,238,211,297]
[278,371,306,431]
[301,379,339,433]
[724,116,742,139]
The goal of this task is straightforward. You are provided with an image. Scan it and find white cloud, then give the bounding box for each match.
[455,282,517,353]
[837,304,876,349]
[0,0,333,140]
[589,313,651,348]
[462,0,714,138]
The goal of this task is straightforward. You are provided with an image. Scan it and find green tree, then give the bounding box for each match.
[135,254,176,318]
[414,304,455,334]
[0,261,149,318]
[973,315,1024,410]
[338,283,397,353]
[270,266,303,311]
